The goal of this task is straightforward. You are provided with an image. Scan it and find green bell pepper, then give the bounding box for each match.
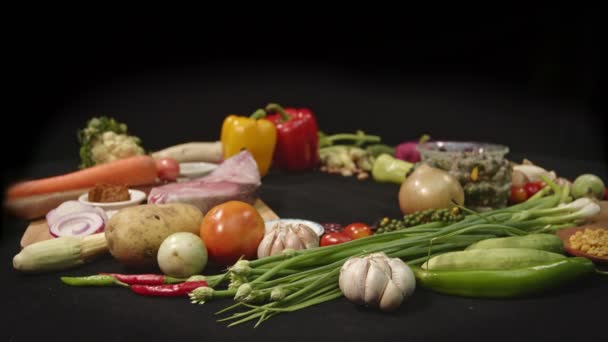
[372,153,413,184]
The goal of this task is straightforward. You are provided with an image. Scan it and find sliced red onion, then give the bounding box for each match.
[94,206,109,223]
[49,212,105,238]
[46,200,108,227]
[47,201,96,226]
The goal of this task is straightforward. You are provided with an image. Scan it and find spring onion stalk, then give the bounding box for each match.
[188,181,601,327]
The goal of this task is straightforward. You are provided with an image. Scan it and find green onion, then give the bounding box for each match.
[189,181,600,327]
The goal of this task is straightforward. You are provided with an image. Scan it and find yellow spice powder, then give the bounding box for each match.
[569,228,608,257]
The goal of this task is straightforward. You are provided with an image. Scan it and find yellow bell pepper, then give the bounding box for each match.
[221,109,277,176]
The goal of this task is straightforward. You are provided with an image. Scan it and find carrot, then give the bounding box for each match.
[6,156,159,199]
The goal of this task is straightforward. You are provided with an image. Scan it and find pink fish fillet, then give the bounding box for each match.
[148,150,261,213]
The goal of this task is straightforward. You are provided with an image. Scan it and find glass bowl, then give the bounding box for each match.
[417,141,511,210]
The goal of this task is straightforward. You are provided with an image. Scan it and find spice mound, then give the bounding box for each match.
[569,228,608,257]
[88,184,131,203]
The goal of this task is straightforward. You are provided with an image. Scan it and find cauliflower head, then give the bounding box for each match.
[90,131,145,164]
[78,116,145,168]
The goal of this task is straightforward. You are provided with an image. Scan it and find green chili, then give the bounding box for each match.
[411,257,595,299]
[61,275,129,287]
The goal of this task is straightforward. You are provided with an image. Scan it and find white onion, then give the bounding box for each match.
[49,212,105,238]
[398,163,465,214]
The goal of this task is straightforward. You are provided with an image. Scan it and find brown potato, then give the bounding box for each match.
[105,203,203,268]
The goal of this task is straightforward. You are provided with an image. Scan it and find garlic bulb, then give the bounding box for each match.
[257,222,319,258]
[339,253,416,312]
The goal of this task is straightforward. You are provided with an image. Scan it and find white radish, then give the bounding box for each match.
[151,141,223,164]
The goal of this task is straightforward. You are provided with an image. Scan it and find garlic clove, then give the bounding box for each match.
[388,258,416,299]
[283,227,305,250]
[364,260,390,306]
[379,280,405,312]
[257,229,277,259]
[339,258,368,305]
[294,224,320,249]
[369,255,392,276]
[270,230,287,256]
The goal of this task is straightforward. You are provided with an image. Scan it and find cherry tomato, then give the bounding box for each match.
[156,158,180,182]
[343,222,372,240]
[320,232,352,247]
[509,185,528,204]
[604,188,608,200]
[199,201,265,266]
[523,181,544,197]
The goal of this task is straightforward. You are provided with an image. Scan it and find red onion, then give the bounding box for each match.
[395,134,431,163]
[46,200,108,227]
[321,223,343,233]
[49,212,105,238]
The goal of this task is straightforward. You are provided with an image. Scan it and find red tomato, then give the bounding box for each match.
[320,232,352,247]
[605,188,608,200]
[199,201,265,266]
[509,185,528,204]
[156,158,180,182]
[523,181,544,197]
[343,222,372,240]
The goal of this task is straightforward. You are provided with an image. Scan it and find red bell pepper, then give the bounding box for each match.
[265,103,319,172]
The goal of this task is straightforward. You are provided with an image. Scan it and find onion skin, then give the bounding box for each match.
[398,163,465,214]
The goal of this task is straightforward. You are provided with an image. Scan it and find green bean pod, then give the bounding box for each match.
[421,248,566,271]
[465,234,564,254]
[412,257,594,298]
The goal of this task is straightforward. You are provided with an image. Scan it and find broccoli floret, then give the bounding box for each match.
[78,116,145,168]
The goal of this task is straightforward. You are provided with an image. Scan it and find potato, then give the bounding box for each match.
[105,203,203,268]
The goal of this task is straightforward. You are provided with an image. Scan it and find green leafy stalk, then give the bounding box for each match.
[318,130,381,148]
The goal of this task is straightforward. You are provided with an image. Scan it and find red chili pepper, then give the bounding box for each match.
[265,103,319,172]
[131,280,208,297]
[100,273,185,285]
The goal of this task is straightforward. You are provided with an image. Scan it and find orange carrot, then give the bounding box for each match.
[6,156,159,199]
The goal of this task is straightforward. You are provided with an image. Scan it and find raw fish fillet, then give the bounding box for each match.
[148,150,261,212]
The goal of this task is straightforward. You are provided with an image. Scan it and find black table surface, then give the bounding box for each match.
[4,10,607,340]
[2,156,607,342]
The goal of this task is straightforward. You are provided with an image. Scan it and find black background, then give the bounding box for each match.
[2,8,607,342]
[5,7,606,187]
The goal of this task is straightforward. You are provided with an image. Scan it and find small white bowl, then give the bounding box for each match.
[179,162,218,179]
[264,219,325,237]
[78,189,147,211]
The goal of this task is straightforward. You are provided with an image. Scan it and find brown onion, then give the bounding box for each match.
[398,163,465,214]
